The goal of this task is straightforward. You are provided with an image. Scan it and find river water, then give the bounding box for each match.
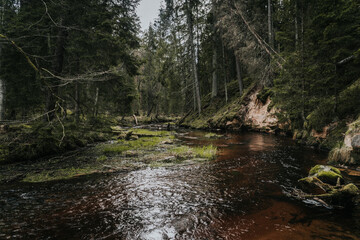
[1,131,360,239]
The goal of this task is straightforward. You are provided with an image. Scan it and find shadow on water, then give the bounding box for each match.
[1,131,360,239]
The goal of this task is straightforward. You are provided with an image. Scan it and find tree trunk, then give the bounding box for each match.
[221,40,228,103]
[45,20,67,121]
[186,0,201,115]
[236,55,243,96]
[0,77,4,121]
[294,0,299,49]
[94,87,99,117]
[300,4,305,122]
[268,0,274,48]
[211,1,217,98]
[211,42,218,98]
[0,4,4,120]
[75,82,80,123]
[0,42,4,120]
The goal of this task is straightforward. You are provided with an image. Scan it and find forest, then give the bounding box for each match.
[0,0,359,130]
[0,0,360,239]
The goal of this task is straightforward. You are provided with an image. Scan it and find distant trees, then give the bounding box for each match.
[274,0,360,129]
[140,0,359,131]
[0,0,140,122]
[0,0,359,130]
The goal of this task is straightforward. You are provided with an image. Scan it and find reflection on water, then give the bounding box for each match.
[1,131,360,239]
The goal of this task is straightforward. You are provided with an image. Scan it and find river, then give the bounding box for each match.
[1,130,360,239]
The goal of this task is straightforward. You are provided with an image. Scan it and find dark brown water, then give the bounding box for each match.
[1,131,360,239]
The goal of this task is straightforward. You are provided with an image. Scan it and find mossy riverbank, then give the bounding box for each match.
[180,83,360,167]
[0,127,217,183]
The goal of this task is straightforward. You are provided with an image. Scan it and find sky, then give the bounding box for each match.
[137,0,163,31]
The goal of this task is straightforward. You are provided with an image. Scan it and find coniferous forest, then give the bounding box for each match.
[0,0,360,239]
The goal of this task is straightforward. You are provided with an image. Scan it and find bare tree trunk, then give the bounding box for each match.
[300,4,305,122]
[211,43,218,98]
[45,20,67,121]
[133,114,138,125]
[0,42,4,120]
[211,1,217,98]
[268,0,274,48]
[0,2,5,120]
[93,87,99,117]
[75,82,80,123]
[193,81,196,111]
[186,0,201,115]
[0,77,4,121]
[294,0,299,49]
[236,55,243,96]
[221,40,228,103]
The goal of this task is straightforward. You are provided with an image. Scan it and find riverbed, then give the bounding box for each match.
[1,130,360,239]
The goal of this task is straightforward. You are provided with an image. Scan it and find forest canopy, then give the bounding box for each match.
[0,0,359,132]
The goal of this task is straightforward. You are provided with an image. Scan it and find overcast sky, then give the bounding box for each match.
[137,0,163,31]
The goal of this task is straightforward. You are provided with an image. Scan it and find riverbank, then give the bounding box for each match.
[180,84,360,167]
[0,126,217,184]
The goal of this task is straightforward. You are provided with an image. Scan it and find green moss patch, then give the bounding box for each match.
[170,145,217,160]
[308,165,343,185]
[101,136,173,154]
[204,133,222,139]
[23,167,97,183]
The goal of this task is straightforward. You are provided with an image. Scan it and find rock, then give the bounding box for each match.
[309,165,343,185]
[0,125,9,133]
[298,177,328,194]
[297,165,360,208]
[351,135,360,152]
[324,184,360,207]
[340,183,359,196]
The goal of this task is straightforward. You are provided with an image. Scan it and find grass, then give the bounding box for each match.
[193,145,217,160]
[23,167,97,183]
[96,155,108,162]
[129,128,172,137]
[204,133,222,138]
[101,135,174,154]
[170,145,217,160]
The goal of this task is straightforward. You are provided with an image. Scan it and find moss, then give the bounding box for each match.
[23,167,97,183]
[319,121,347,150]
[101,136,173,154]
[193,145,217,160]
[299,177,315,184]
[317,171,343,185]
[170,145,217,160]
[96,155,108,162]
[171,146,193,156]
[309,165,341,175]
[204,133,222,138]
[340,183,360,195]
[181,82,257,129]
[308,165,343,185]
[129,128,172,137]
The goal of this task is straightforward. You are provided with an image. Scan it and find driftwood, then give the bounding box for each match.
[133,114,138,125]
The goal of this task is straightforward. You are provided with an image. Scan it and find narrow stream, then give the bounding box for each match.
[1,131,360,239]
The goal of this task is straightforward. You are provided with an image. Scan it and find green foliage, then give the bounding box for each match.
[101,136,171,154]
[0,0,140,120]
[23,167,96,183]
[257,88,273,104]
[170,145,217,160]
[273,0,360,130]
